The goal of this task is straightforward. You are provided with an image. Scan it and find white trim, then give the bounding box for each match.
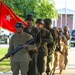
[73,14,75,30]
[58,8,75,14]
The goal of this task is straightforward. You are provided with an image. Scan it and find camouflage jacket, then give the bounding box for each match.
[24,26,39,43]
[36,28,53,55]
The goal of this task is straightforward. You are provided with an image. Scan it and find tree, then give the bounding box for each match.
[3,0,58,19]
[23,0,38,19]
[3,0,25,18]
[37,0,58,19]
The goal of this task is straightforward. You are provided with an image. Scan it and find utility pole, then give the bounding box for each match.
[65,0,67,26]
[60,8,62,27]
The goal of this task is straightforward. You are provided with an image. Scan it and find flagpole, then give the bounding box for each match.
[0,0,2,2]
[0,1,1,8]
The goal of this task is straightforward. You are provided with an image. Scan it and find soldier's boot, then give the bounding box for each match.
[46,72,50,75]
[52,68,55,75]
[50,71,52,75]
[46,72,53,75]
[59,70,63,74]
[46,66,50,75]
[40,72,45,75]
[64,63,67,70]
[52,72,55,75]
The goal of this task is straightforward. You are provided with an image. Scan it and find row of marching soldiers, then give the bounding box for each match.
[23,14,71,75]
[8,14,71,75]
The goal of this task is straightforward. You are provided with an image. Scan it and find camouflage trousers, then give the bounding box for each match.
[37,54,47,75]
[63,45,70,68]
[53,51,64,74]
[46,54,55,75]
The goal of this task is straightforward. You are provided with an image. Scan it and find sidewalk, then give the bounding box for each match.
[0,71,21,75]
[0,44,9,48]
[0,71,13,75]
[0,47,75,75]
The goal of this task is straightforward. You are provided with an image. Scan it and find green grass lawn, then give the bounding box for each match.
[0,48,11,72]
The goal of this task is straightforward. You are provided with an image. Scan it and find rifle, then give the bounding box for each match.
[55,46,64,55]
[0,39,34,62]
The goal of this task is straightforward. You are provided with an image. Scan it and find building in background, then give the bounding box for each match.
[53,8,75,31]
[54,0,75,31]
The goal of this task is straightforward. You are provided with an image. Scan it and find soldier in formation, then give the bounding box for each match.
[8,22,37,75]
[8,14,71,75]
[52,26,71,75]
[35,18,53,75]
[24,14,39,75]
[53,28,65,74]
[44,18,58,75]
[63,26,71,70]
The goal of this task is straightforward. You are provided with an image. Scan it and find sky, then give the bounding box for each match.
[54,0,75,10]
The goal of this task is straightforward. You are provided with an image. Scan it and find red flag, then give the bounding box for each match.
[0,1,27,32]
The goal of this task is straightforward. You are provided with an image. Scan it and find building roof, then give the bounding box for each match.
[58,8,75,14]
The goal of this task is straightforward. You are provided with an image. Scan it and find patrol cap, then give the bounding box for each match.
[44,18,52,25]
[25,14,34,21]
[53,27,59,31]
[64,25,69,29]
[36,18,44,25]
[58,27,62,32]
[15,22,25,28]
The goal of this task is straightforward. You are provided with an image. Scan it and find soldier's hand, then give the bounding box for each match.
[22,44,28,48]
[34,48,38,53]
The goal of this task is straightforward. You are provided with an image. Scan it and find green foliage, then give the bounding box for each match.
[3,0,58,20]
[37,0,58,19]
[0,48,10,72]
[23,0,38,18]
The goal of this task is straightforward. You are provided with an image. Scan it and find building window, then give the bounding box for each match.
[70,16,73,20]
[58,16,61,19]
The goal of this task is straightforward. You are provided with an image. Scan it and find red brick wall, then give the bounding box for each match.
[57,14,73,30]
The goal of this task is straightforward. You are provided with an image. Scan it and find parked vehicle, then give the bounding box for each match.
[70,30,75,46]
[0,29,14,44]
[0,34,9,44]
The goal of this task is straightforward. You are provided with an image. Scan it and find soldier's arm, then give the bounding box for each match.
[42,30,53,43]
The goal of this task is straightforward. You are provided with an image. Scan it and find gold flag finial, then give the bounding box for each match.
[0,0,2,1]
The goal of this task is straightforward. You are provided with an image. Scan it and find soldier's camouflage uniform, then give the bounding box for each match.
[45,27,58,75]
[36,28,53,75]
[8,32,36,75]
[63,31,71,69]
[24,26,39,75]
